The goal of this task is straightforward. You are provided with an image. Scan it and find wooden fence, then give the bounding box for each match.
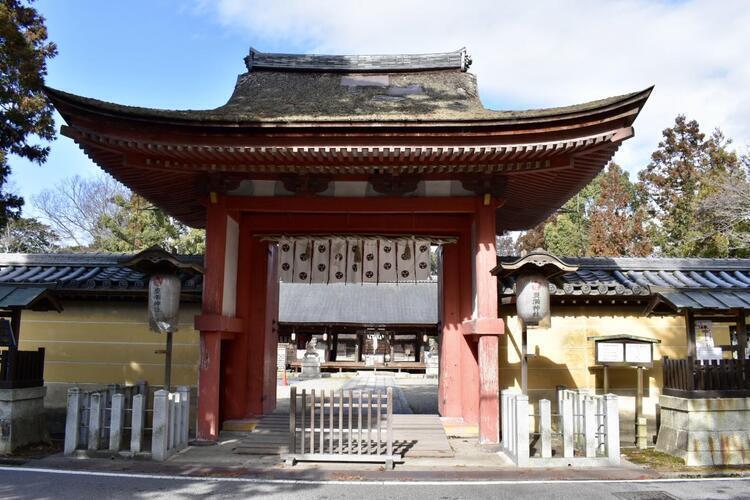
[0,348,45,389]
[663,357,750,398]
[501,389,620,466]
[284,386,401,468]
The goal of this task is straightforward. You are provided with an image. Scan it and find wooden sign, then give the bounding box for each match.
[596,342,624,363]
[594,339,655,367]
[625,343,652,364]
[0,319,16,348]
[277,343,288,371]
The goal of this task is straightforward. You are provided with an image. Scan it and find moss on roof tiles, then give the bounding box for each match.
[46,70,649,125]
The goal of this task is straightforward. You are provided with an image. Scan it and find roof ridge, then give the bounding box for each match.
[245,47,471,73]
[0,252,203,266]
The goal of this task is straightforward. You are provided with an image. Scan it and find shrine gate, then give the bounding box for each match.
[47,48,651,446]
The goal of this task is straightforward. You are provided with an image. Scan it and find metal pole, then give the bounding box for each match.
[164,331,173,392]
[736,310,748,360]
[521,323,528,395]
[603,365,609,394]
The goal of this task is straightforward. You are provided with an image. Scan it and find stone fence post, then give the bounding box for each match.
[562,396,574,458]
[109,393,124,452]
[131,393,145,453]
[605,394,620,465]
[177,386,190,446]
[152,389,169,461]
[64,387,82,455]
[514,394,529,467]
[87,392,103,451]
[539,399,551,458]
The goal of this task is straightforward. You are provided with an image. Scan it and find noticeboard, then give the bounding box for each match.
[594,339,656,367]
[0,319,16,348]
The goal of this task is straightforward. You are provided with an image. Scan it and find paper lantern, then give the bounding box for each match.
[149,274,181,333]
[515,273,550,327]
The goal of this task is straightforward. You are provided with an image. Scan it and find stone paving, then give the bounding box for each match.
[342,373,413,414]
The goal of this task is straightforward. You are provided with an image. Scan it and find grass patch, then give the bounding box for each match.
[623,447,685,470]
[623,447,750,476]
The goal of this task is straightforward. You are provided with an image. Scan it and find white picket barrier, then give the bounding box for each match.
[501,388,620,466]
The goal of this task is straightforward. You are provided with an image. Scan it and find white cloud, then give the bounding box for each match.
[195,0,750,175]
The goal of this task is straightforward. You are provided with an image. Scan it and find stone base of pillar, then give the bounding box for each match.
[0,386,49,454]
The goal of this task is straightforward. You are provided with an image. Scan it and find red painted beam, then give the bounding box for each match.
[242,213,472,234]
[224,196,480,214]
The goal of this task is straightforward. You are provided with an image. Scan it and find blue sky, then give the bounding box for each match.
[11,0,750,219]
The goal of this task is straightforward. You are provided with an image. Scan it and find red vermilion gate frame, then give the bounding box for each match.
[194,195,504,446]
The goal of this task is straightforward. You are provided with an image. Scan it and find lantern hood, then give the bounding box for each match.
[120,246,204,275]
[492,249,578,279]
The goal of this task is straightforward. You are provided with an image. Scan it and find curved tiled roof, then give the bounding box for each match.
[0,253,203,294]
[498,256,750,298]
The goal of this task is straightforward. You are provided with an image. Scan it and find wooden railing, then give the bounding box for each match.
[663,357,750,398]
[0,348,45,389]
[284,386,402,469]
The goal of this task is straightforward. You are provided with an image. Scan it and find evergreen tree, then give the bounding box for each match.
[0,0,57,228]
[638,115,744,257]
[588,163,652,256]
[0,216,58,252]
[96,193,205,254]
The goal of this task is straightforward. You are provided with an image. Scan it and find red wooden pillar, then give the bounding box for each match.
[459,228,480,425]
[194,197,243,441]
[245,235,280,415]
[195,201,227,441]
[438,243,462,417]
[462,199,503,446]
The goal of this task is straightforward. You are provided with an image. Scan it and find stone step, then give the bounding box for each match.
[222,420,258,432]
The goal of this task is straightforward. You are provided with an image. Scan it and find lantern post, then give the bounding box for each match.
[493,250,578,395]
[121,247,203,392]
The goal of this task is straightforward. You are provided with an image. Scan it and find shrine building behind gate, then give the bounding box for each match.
[46,48,651,445]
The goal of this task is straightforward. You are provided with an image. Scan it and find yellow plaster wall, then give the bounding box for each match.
[16,301,200,388]
[500,305,688,397]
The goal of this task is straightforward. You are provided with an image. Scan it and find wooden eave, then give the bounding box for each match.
[45,85,652,134]
[47,86,650,230]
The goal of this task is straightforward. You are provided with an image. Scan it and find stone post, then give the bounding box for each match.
[109,393,124,452]
[562,397,574,458]
[130,394,145,453]
[540,399,552,458]
[64,387,82,455]
[87,392,103,451]
[168,392,177,450]
[152,389,169,461]
[514,394,529,466]
[178,386,190,446]
[584,397,597,458]
[604,394,620,465]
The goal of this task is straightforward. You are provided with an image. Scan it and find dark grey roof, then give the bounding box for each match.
[278,282,438,325]
[650,288,750,312]
[498,256,750,299]
[245,48,470,72]
[0,253,203,294]
[0,285,62,312]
